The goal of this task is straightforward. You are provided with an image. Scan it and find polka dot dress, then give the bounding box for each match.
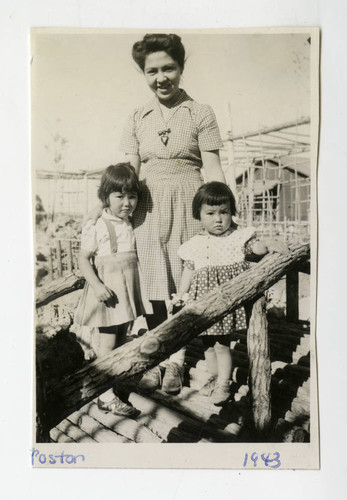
[178,226,257,336]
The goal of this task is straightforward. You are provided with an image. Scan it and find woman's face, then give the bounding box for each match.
[144,51,182,103]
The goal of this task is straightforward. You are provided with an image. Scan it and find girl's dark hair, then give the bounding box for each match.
[192,182,237,220]
[97,163,141,207]
[132,33,185,71]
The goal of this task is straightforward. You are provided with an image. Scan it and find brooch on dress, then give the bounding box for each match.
[158,128,171,146]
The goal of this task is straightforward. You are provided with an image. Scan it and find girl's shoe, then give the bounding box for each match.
[199,375,217,396]
[97,396,139,418]
[162,362,183,394]
[138,366,162,393]
[210,383,231,405]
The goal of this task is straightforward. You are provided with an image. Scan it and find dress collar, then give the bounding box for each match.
[199,226,238,238]
[140,89,194,119]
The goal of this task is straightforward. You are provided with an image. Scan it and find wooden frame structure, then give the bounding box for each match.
[221,117,311,241]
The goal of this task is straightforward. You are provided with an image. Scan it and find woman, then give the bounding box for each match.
[119,33,227,394]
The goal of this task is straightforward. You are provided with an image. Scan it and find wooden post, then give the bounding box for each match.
[226,103,237,196]
[84,173,88,216]
[247,297,272,433]
[48,251,54,280]
[248,165,254,226]
[286,269,299,322]
[227,117,310,142]
[56,240,62,278]
[66,240,73,273]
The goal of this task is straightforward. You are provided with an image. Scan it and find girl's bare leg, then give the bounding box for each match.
[214,342,232,382]
[97,324,129,402]
[204,347,218,377]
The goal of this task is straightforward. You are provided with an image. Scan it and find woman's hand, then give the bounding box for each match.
[82,203,103,226]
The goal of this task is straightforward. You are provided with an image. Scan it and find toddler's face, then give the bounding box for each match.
[200,203,232,236]
[107,191,138,220]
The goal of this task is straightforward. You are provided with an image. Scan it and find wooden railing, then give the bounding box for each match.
[35,242,310,442]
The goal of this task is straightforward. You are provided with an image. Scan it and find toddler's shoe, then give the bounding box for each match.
[210,382,231,405]
[97,395,139,418]
[199,375,217,396]
[138,366,162,393]
[162,362,183,394]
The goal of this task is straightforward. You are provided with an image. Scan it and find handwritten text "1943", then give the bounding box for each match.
[243,452,281,469]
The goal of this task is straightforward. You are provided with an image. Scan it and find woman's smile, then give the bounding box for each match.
[144,51,182,104]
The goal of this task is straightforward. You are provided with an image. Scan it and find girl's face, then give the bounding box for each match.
[107,191,138,220]
[200,203,233,236]
[144,51,182,104]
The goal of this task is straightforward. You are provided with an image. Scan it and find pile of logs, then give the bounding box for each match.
[37,242,311,443]
[49,316,310,444]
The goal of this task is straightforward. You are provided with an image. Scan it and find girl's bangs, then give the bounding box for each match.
[204,193,230,206]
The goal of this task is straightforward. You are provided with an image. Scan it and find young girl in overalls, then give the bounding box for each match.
[75,163,151,417]
[173,182,288,405]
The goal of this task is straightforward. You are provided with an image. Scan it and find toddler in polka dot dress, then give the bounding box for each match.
[174,182,289,405]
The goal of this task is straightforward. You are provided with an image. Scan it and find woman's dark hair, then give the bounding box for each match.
[192,182,237,220]
[98,163,141,207]
[132,34,185,71]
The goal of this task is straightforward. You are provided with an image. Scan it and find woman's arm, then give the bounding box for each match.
[78,249,114,302]
[125,154,141,176]
[201,150,226,183]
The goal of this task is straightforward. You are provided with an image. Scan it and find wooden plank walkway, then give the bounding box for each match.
[50,319,311,443]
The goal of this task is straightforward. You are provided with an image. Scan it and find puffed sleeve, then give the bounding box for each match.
[239,227,258,255]
[196,104,224,151]
[119,109,140,155]
[178,239,196,270]
[80,220,98,254]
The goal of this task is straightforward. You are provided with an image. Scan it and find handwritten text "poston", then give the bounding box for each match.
[31,448,85,466]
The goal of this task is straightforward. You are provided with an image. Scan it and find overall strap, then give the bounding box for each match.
[101,217,118,253]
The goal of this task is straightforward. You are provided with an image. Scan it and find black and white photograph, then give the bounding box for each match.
[31,27,319,469]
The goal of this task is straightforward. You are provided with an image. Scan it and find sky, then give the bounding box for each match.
[31,30,311,173]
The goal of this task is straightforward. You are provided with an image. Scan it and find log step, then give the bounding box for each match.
[47,313,311,444]
[77,414,133,443]
[137,385,250,437]
[55,418,97,443]
[127,388,240,442]
[50,426,76,443]
[67,399,161,443]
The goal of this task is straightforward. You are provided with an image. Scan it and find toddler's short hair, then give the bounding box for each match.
[98,163,141,207]
[192,182,237,220]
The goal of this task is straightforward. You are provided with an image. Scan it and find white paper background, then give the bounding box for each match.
[1,0,346,498]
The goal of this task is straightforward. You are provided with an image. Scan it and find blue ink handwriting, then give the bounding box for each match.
[31,448,85,466]
[243,452,281,469]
